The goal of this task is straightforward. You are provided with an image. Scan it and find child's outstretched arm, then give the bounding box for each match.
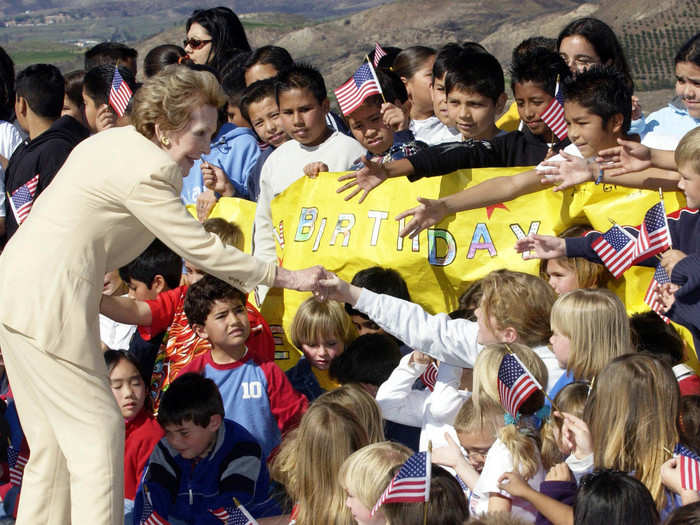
[336,139,505,202]
[541,149,679,191]
[336,157,413,203]
[317,271,481,368]
[597,138,678,174]
[498,471,574,525]
[100,294,152,326]
[395,169,547,238]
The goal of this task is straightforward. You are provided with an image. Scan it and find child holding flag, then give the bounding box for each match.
[304,62,425,181]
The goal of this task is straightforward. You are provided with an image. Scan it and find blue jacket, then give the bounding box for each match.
[133,419,278,524]
[668,252,700,349]
[285,357,324,402]
[181,123,260,204]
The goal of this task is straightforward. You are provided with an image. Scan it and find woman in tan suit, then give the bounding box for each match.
[0,66,320,525]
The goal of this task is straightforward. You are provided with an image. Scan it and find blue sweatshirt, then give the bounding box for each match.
[181,123,260,204]
[133,419,278,523]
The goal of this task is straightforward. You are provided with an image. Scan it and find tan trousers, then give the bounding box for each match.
[0,324,124,525]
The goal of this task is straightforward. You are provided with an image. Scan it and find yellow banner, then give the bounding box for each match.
[195,170,691,372]
[186,199,256,254]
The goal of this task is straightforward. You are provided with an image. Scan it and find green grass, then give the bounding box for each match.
[5,42,83,67]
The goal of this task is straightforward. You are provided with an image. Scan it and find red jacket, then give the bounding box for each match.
[124,408,164,500]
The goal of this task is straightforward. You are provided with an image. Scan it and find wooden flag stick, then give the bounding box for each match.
[423,441,432,525]
[365,54,387,104]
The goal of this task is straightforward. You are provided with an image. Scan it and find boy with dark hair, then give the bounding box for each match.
[345,266,412,336]
[116,238,183,386]
[3,64,89,241]
[84,41,138,75]
[119,238,183,301]
[443,50,507,142]
[239,78,290,202]
[337,46,572,201]
[179,274,307,459]
[430,43,475,134]
[253,63,364,280]
[133,373,279,522]
[329,333,401,393]
[100,221,276,412]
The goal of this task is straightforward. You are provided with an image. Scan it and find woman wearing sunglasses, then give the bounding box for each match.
[184,7,251,73]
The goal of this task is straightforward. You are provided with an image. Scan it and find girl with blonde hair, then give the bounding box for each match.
[548,288,631,399]
[338,442,412,525]
[272,386,384,525]
[539,225,611,295]
[470,343,549,520]
[286,297,358,401]
[562,353,681,516]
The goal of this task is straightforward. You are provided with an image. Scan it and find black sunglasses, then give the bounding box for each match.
[183,38,212,50]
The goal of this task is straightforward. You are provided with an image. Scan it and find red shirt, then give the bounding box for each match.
[138,285,274,410]
[124,408,164,500]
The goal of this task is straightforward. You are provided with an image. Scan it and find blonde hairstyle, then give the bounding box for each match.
[272,394,380,525]
[131,65,227,140]
[479,270,556,346]
[289,297,357,350]
[539,225,612,290]
[472,343,548,479]
[321,383,385,443]
[676,126,700,173]
[585,353,679,509]
[453,397,503,439]
[550,288,631,381]
[203,218,243,250]
[338,442,412,510]
[540,382,589,470]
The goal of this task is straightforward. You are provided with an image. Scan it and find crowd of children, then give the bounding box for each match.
[0,5,699,525]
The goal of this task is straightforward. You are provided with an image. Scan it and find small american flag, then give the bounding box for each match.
[7,447,27,486]
[540,80,567,140]
[334,62,382,116]
[498,353,541,418]
[9,173,39,225]
[370,451,431,516]
[643,264,671,323]
[591,225,636,278]
[420,361,439,391]
[633,201,672,263]
[210,502,258,525]
[373,42,387,67]
[109,67,133,117]
[675,444,700,491]
[139,487,170,525]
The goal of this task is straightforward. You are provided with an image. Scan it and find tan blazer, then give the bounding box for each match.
[0,126,276,372]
